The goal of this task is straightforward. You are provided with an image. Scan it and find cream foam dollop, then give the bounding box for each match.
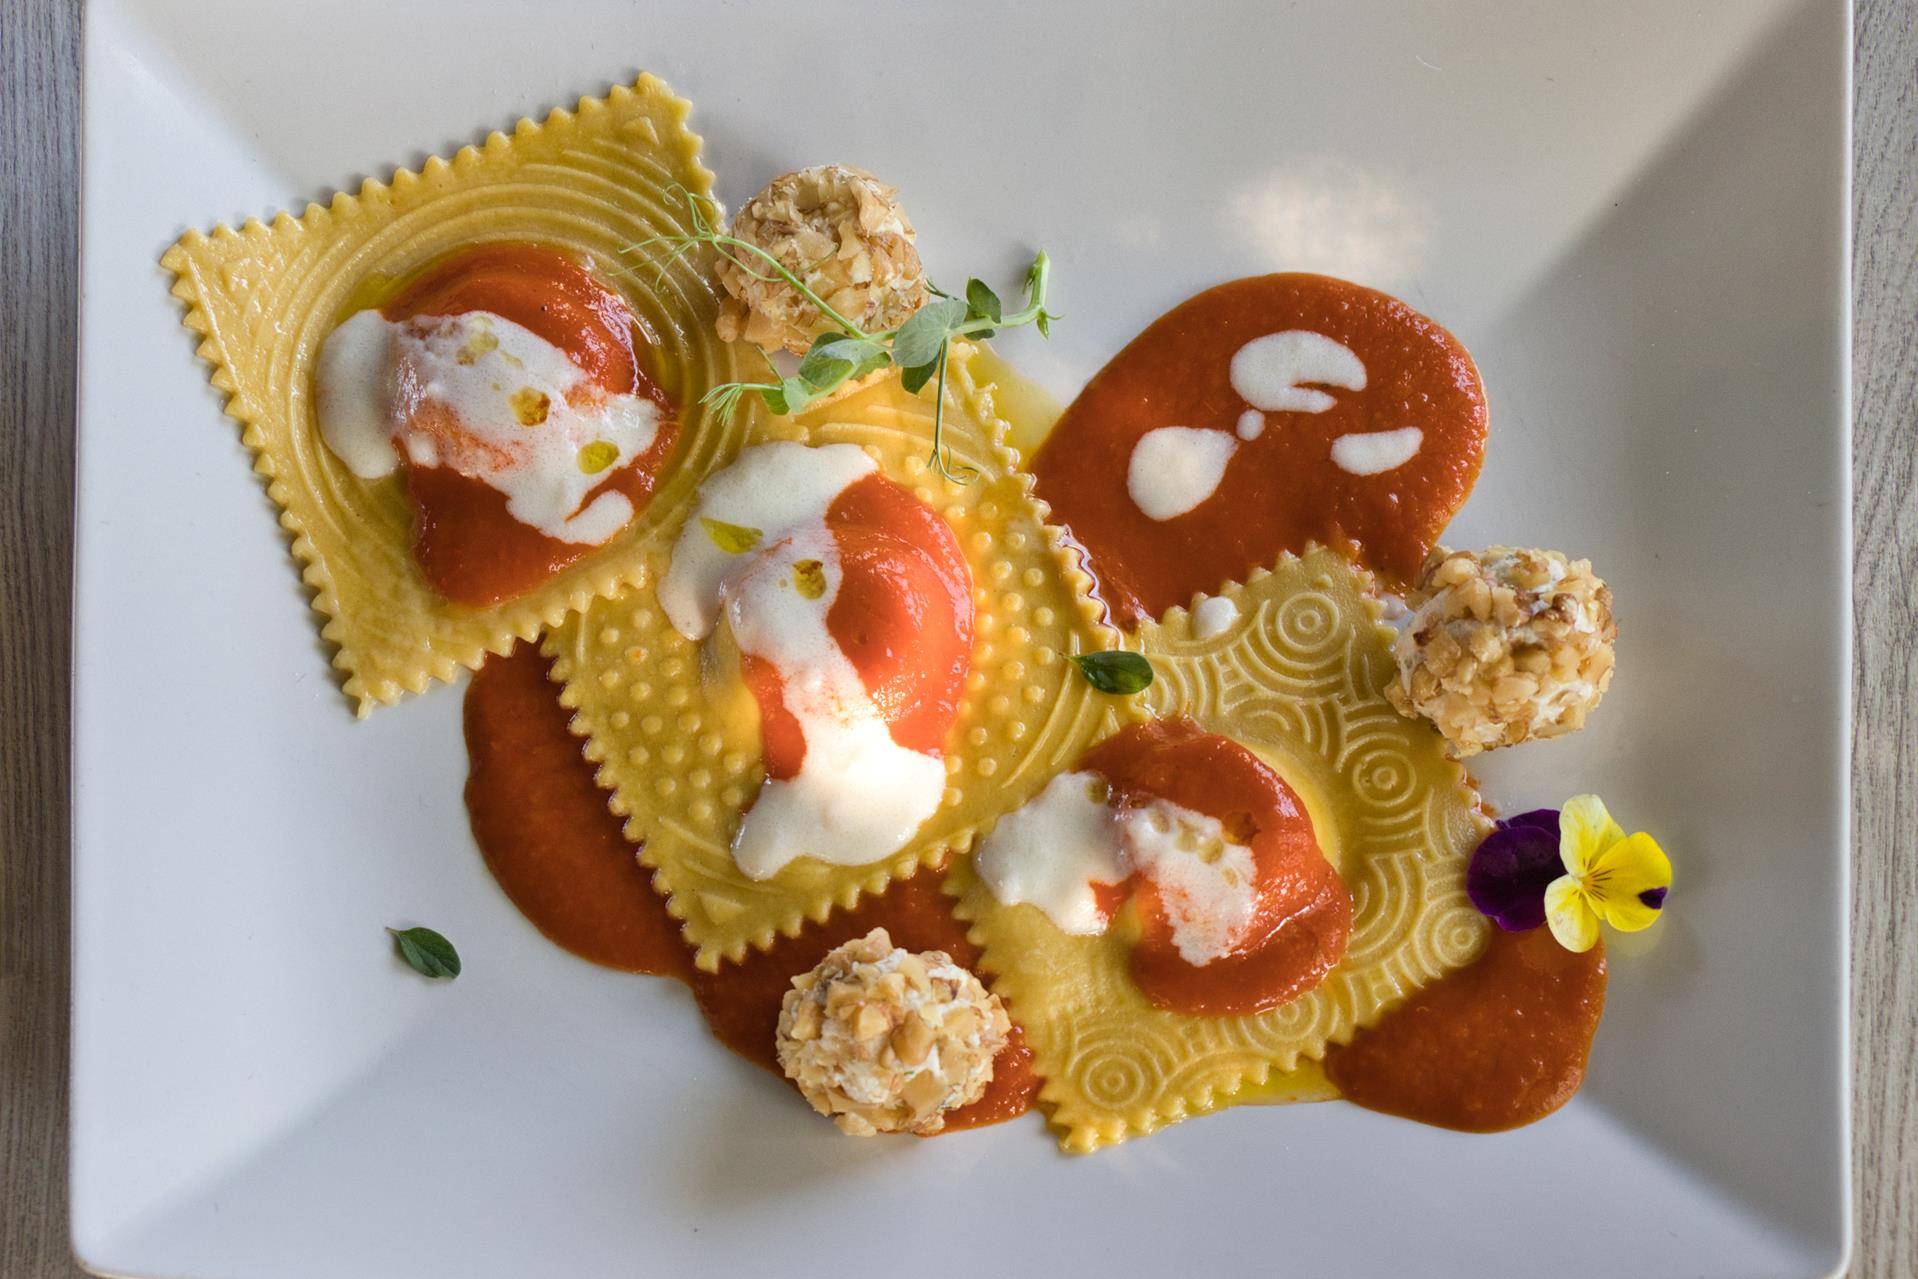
[975,777,1259,965]
[972,771,1129,935]
[661,442,947,880]
[1126,426,1238,521]
[1229,329,1366,413]
[314,309,661,544]
[1331,426,1423,476]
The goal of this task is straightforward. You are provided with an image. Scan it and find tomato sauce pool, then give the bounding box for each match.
[381,243,679,607]
[1031,274,1487,627]
[463,642,1036,1132]
[742,471,974,780]
[1080,720,1352,1017]
[465,644,1603,1136]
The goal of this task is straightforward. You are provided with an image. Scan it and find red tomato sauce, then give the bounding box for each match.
[382,243,679,607]
[742,471,975,779]
[1080,720,1351,1016]
[462,643,1036,1132]
[465,647,1602,1134]
[1322,926,1607,1131]
[1031,274,1487,626]
[462,638,692,978]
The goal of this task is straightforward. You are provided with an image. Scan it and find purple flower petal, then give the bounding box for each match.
[1467,808,1563,932]
[1638,886,1668,910]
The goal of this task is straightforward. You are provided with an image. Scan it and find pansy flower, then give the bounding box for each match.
[1543,794,1671,953]
[1466,795,1671,952]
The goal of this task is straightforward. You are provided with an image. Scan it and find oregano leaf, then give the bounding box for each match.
[388,926,461,980]
[1072,650,1154,695]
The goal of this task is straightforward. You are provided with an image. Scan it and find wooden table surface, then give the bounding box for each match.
[4,1,1912,1274]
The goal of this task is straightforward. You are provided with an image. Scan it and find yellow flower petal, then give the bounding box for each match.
[1545,875,1601,952]
[1559,793,1626,875]
[1586,831,1673,932]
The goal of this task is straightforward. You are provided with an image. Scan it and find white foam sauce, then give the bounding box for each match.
[1331,426,1423,476]
[1192,595,1241,639]
[975,777,1259,965]
[659,441,876,641]
[1120,799,1259,967]
[1126,426,1238,521]
[1235,409,1266,440]
[315,309,662,544]
[660,442,944,881]
[314,310,402,478]
[1229,330,1367,413]
[973,772,1128,935]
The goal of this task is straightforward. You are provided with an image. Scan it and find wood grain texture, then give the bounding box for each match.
[1,0,81,1275]
[1848,2,1918,1276]
[0,0,1910,1275]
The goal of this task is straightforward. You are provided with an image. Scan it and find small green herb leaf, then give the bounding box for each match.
[965,278,1002,323]
[900,358,939,395]
[891,297,967,369]
[798,333,889,390]
[388,926,461,980]
[772,375,820,416]
[701,517,763,554]
[796,345,855,391]
[1073,650,1154,695]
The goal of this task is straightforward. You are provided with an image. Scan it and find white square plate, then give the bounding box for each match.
[72,1,1852,1275]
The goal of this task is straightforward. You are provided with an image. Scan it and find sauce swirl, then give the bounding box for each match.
[1032,274,1486,625]
[463,643,1034,1131]
[371,243,678,606]
[1083,720,1352,1016]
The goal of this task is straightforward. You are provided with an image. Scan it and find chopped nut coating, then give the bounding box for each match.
[1387,547,1616,757]
[775,928,1011,1136]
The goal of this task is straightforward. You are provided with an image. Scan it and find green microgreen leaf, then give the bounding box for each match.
[778,376,818,416]
[388,926,461,980]
[796,344,856,391]
[900,360,938,395]
[797,332,890,392]
[965,277,1002,324]
[627,192,1063,487]
[891,297,968,370]
[701,517,763,554]
[1072,650,1154,695]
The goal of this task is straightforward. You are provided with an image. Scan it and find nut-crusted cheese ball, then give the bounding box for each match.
[1387,547,1616,757]
[775,928,1011,1136]
[715,165,927,353]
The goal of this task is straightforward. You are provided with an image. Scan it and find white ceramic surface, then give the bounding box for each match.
[71,1,1852,1275]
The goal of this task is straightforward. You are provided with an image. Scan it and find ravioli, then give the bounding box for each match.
[546,346,1134,970]
[951,548,1491,1151]
[161,76,741,714]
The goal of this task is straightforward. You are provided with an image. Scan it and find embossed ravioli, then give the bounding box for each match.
[950,547,1492,1152]
[545,345,1136,971]
[161,75,743,715]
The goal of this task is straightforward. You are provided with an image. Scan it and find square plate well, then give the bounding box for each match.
[73,1,1851,1274]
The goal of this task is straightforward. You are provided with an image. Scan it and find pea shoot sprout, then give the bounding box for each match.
[630,187,1057,482]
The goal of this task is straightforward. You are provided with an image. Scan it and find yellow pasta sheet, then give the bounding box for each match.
[162,76,742,714]
[546,346,1135,969]
[951,549,1492,1151]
